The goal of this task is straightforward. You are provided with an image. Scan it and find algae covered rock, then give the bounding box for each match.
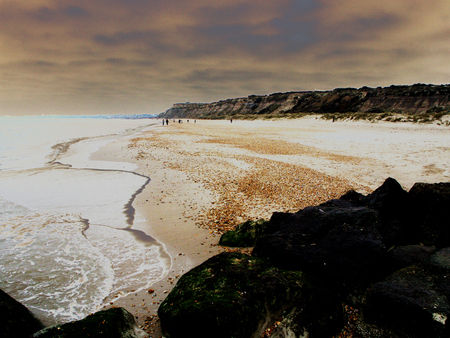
[158,252,315,338]
[0,289,44,338]
[219,219,269,247]
[33,308,146,338]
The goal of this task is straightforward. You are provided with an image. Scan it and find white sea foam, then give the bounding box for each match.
[0,116,168,326]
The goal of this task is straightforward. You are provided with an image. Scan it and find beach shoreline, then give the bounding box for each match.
[93,117,450,337]
[91,127,225,336]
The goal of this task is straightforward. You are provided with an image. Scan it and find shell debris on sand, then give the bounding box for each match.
[130,123,371,235]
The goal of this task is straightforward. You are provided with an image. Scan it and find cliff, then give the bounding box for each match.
[159,83,450,120]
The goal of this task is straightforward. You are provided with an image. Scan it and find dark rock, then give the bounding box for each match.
[253,205,385,291]
[32,308,145,338]
[365,178,409,217]
[364,265,450,338]
[268,287,344,338]
[0,289,44,338]
[428,248,450,299]
[321,197,361,208]
[266,203,379,242]
[365,177,413,245]
[409,182,450,247]
[263,211,292,234]
[158,252,328,338]
[429,247,450,271]
[219,219,269,247]
[387,245,438,273]
[339,189,367,205]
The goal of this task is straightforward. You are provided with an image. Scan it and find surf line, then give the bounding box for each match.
[48,164,151,230]
[46,130,154,230]
[45,125,166,247]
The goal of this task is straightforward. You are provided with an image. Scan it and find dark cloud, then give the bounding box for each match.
[65,6,89,17]
[29,5,90,22]
[94,31,153,46]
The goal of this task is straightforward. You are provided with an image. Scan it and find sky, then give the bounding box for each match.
[1,0,450,116]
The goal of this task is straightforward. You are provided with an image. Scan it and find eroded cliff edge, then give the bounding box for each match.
[159,83,450,120]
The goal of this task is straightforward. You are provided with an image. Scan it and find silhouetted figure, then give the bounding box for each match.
[162,120,165,125]
[230,119,233,123]
[166,119,169,125]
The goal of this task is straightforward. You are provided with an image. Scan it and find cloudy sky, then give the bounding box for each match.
[1,0,449,116]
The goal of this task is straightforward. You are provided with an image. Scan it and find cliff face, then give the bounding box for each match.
[159,84,450,119]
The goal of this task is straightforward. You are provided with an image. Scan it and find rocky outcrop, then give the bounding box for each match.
[252,204,385,293]
[0,289,44,338]
[364,263,450,338]
[161,178,450,338]
[409,182,450,246]
[33,308,146,338]
[0,289,144,338]
[158,252,344,338]
[268,287,343,338]
[159,84,450,119]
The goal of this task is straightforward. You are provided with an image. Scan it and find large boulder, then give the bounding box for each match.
[219,219,269,247]
[158,252,342,338]
[364,177,413,245]
[33,308,146,338]
[364,263,450,338]
[267,287,343,338]
[0,289,44,338]
[386,244,438,273]
[252,204,385,291]
[409,182,450,247]
[365,177,410,220]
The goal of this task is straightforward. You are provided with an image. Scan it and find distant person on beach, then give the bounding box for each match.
[166,119,169,125]
[162,119,165,125]
[230,119,233,123]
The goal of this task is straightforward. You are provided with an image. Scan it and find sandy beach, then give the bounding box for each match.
[94,117,450,337]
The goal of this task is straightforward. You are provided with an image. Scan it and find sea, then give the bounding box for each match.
[0,115,170,326]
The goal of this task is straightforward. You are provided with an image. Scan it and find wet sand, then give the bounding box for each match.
[94,117,450,337]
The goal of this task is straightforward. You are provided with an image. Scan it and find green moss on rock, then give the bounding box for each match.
[158,252,309,338]
[219,219,269,247]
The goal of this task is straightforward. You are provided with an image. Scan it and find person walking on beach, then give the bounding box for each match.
[162,119,165,125]
[166,119,169,125]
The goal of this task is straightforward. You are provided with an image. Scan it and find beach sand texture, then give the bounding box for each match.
[95,117,450,336]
